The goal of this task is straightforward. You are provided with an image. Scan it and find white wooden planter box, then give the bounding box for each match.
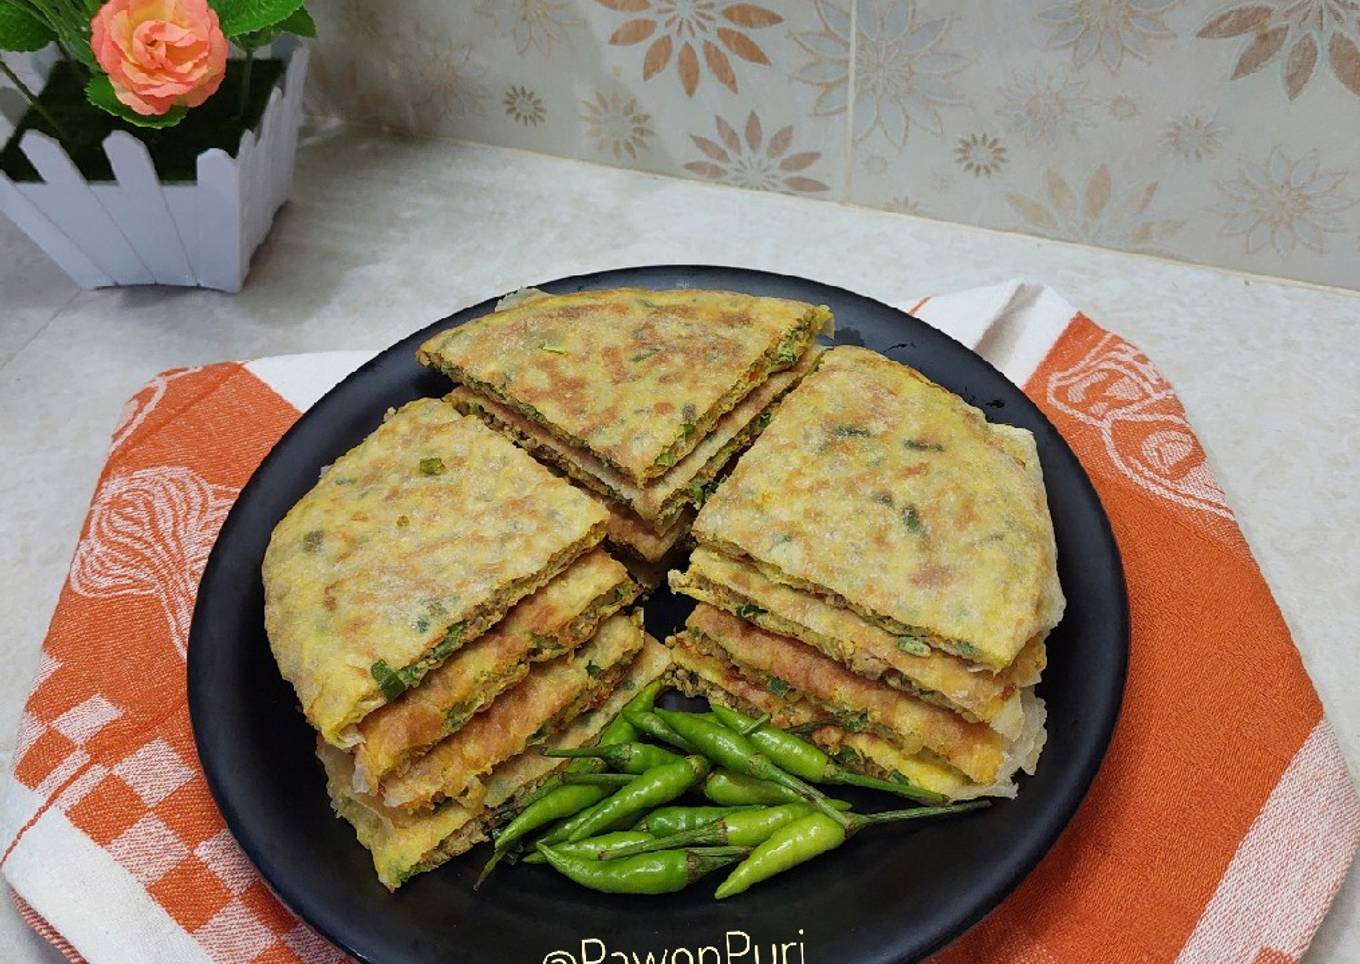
[0,41,309,293]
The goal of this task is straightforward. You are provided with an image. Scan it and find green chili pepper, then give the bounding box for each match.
[537,843,749,895]
[601,804,814,859]
[623,710,699,753]
[714,802,989,898]
[709,704,945,805]
[520,830,652,865]
[547,756,712,845]
[702,769,851,809]
[633,805,757,836]
[654,710,850,828]
[545,741,682,774]
[476,681,661,887]
[562,773,635,787]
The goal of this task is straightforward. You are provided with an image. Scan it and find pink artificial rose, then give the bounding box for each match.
[91,0,229,116]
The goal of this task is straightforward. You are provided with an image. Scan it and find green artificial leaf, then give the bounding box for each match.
[0,2,56,52]
[233,25,281,50]
[85,74,186,128]
[277,5,315,37]
[211,0,305,39]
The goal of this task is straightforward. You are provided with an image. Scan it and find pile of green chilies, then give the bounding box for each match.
[477,682,988,898]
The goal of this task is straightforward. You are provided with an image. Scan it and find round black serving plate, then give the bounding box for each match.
[188,265,1128,964]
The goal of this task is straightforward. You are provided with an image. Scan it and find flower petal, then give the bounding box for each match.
[1218,211,1257,235]
[1046,170,1077,213]
[1006,193,1059,229]
[610,18,657,45]
[1285,34,1317,99]
[1099,29,1123,69]
[722,4,783,28]
[745,110,763,151]
[1245,219,1271,252]
[1121,181,1159,217]
[1268,146,1289,182]
[1197,6,1272,38]
[1085,164,1111,217]
[879,101,909,146]
[704,40,738,92]
[1074,27,1099,65]
[817,0,852,40]
[813,82,849,114]
[783,175,829,192]
[916,78,964,104]
[780,151,820,171]
[719,27,771,64]
[852,100,877,140]
[643,35,673,79]
[1046,20,1086,46]
[678,41,700,95]
[767,125,793,158]
[716,114,743,153]
[1232,25,1288,78]
[1290,151,1318,186]
[684,161,726,179]
[691,135,730,161]
[1294,217,1324,251]
[903,19,948,54]
[858,0,881,39]
[796,60,850,83]
[881,1,911,40]
[1037,4,1080,23]
[794,29,849,58]
[1328,32,1360,97]
[913,52,968,75]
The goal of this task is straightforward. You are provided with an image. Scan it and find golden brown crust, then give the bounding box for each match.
[381,612,645,813]
[670,547,1042,738]
[693,346,1062,670]
[263,398,608,746]
[419,288,830,484]
[321,637,673,890]
[446,344,822,527]
[352,549,637,788]
[685,603,1008,784]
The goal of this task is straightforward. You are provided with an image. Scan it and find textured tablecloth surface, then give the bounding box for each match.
[2,280,1355,964]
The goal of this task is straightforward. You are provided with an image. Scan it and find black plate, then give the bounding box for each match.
[189,266,1127,964]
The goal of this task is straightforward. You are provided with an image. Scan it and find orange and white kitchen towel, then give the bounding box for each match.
[1,281,1355,964]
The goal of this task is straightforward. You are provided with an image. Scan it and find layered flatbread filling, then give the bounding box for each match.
[353,549,638,790]
[418,288,832,485]
[665,630,982,801]
[381,612,646,813]
[681,603,1044,786]
[597,497,693,563]
[321,638,673,890]
[670,547,1045,739]
[445,343,820,528]
[692,346,1065,671]
[263,398,609,747]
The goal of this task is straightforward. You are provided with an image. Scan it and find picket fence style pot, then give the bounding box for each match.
[0,41,309,293]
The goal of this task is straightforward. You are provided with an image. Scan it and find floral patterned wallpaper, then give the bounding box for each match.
[306,0,1360,289]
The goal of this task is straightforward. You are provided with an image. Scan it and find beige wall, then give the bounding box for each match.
[306,0,1360,290]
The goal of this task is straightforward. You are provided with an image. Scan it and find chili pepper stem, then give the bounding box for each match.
[563,773,634,786]
[847,800,989,830]
[600,825,720,859]
[831,769,948,805]
[473,850,503,889]
[624,710,698,753]
[737,712,771,736]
